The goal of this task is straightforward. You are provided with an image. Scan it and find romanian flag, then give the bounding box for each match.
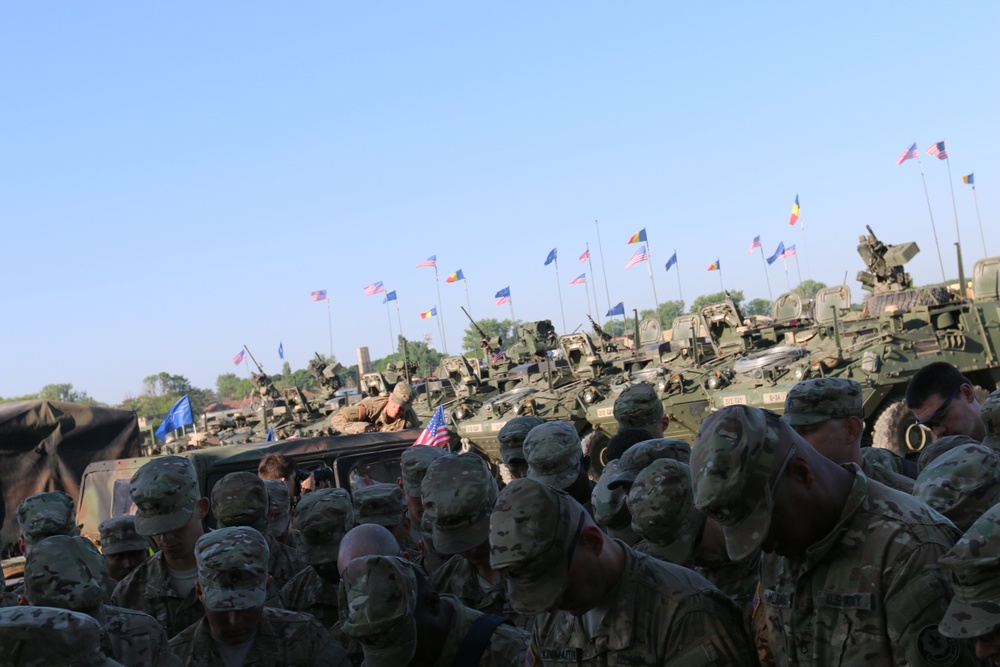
[420,308,437,320]
[788,195,800,226]
[628,229,647,244]
[446,269,464,283]
[707,259,721,272]
[963,173,974,185]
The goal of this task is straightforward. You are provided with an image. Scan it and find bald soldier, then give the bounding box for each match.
[691,404,977,667]
[330,382,419,434]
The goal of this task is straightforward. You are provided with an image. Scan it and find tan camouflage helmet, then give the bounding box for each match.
[262,479,292,539]
[420,453,498,554]
[612,383,664,433]
[939,502,1000,639]
[211,471,268,534]
[129,456,200,536]
[390,382,415,408]
[782,377,864,426]
[194,526,269,611]
[0,606,123,666]
[591,460,630,530]
[399,445,450,498]
[353,483,406,527]
[338,555,419,667]
[917,434,980,472]
[295,488,355,565]
[627,458,705,564]
[16,491,79,551]
[690,405,794,561]
[913,444,1000,532]
[982,389,1000,450]
[497,416,546,464]
[605,438,691,490]
[489,477,584,615]
[524,421,582,489]
[23,535,107,611]
[97,515,149,556]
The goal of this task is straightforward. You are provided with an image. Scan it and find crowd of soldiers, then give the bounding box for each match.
[3,359,1000,665]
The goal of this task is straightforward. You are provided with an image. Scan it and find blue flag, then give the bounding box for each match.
[155,395,194,442]
[266,427,275,442]
[544,248,557,266]
[606,302,625,317]
[278,341,284,360]
[384,290,397,303]
[665,252,678,272]
[766,242,785,265]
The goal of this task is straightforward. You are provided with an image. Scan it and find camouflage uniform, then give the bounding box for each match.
[691,405,972,667]
[0,606,123,666]
[339,555,529,666]
[169,527,349,667]
[490,477,756,666]
[353,482,417,554]
[860,446,919,481]
[400,445,450,545]
[16,490,80,551]
[98,515,150,555]
[939,502,1000,641]
[524,421,595,513]
[591,460,640,545]
[613,382,664,434]
[262,479,292,542]
[605,437,692,490]
[913,443,1000,531]
[330,382,419,434]
[497,416,545,477]
[23,534,180,667]
[280,488,354,629]
[917,434,981,472]
[981,389,1000,451]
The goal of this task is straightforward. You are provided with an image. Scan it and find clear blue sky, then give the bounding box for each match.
[2,3,997,405]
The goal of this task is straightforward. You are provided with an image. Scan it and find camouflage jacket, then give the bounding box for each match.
[528,543,756,666]
[433,595,529,666]
[111,552,204,639]
[429,554,533,629]
[329,396,419,434]
[268,536,308,590]
[861,456,915,494]
[169,607,350,667]
[97,604,182,667]
[280,566,340,630]
[758,466,975,667]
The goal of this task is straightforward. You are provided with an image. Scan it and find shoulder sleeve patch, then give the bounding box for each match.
[917,624,961,667]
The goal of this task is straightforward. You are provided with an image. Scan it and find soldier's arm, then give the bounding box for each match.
[666,592,758,666]
[330,404,374,434]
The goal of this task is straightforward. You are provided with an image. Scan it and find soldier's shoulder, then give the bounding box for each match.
[112,554,161,597]
[167,619,200,650]
[264,607,325,631]
[104,604,167,631]
[863,481,959,543]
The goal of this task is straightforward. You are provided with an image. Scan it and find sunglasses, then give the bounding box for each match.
[914,387,962,430]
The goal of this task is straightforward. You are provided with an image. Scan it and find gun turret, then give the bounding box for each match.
[856,225,919,294]
[461,307,503,362]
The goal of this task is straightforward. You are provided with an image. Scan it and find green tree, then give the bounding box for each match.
[744,298,772,317]
[142,372,192,397]
[37,383,98,404]
[461,319,520,359]
[690,290,745,313]
[601,320,627,337]
[216,373,254,401]
[375,340,445,377]
[794,280,828,301]
[639,300,686,330]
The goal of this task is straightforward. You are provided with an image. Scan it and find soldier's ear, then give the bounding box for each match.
[195,497,210,520]
[16,595,28,606]
[195,581,205,605]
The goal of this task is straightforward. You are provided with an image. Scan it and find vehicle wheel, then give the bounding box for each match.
[581,429,611,481]
[872,398,934,455]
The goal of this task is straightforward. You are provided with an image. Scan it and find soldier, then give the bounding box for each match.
[604,427,660,462]
[691,404,975,666]
[262,479,294,546]
[981,389,1000,452]
[906,361,987,440]
[398,444,450,540]
[257,453,300,500]
[783,377,916,491]
[111,456,208,638]
[280,488,354,629]
[339,555,529,666]
[939,502,1000,662]
[488,477,755,665]
[20,534,180,667]
[330,382,419,434]
[523,421,595,511]
[913,443,1000,531]
[98,515,150,583]
[497,415,545,480]
[918,434,981,472]
[337,523,408,573]
[0,606,124,667]
[16,490,79,556]
[613,382,669,439]
[591,460,641,545]
[353,482,412,550]
[604,437,691,492]
[169,526,349,666]
[210,471,306,590]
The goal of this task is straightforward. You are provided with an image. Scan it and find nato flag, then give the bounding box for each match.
[266,427,275,442]
[278,341,284,360]
[155,394,194,442]
[545,248,557,266]
[606,302,625,317]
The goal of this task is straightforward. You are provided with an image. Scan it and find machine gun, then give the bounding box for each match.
[308,352,344,397]
[856,225,919,294]
[588,314,617,353]
[244,346,281,402]
[461,306,504,363]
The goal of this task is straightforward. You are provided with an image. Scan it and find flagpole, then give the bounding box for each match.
[583,274,593,319]
[326,298,334,359]
[433,266,448,354]
[596,220,613,314]
[916,152,948,282]
[799,220,812,282]
[508,297,516,322]
[943,144,963,270]
[553,256,567,333]
[971,183,987,256]
[586,243,601,323]
[758,246,773,301]
[395,299,404,342]
[384,299,395,354]
[673,250,684,306]
[643,237,660,313]
[463,278,473,320]
[793,253,803,286]
[718,266,725,292]
[783,259,791,290]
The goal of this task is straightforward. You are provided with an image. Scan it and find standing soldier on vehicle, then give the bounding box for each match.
[330,382,419,434]
[98,515,150,584]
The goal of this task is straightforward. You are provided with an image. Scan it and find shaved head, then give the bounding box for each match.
[337,523,403,574]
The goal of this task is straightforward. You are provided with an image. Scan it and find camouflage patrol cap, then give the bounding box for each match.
[489,477,581,615]
[0,606,122,666]
[523,421,582,490]
[627,459,705,564]
[16,491,79,550]
[592,460,630,530]
[390,382,415,408]
[690,405,793,561]
[982,389,1000,450]
[939,503,1000,639]
[613,383,664,432]
[354,483,406,527]
[914,444,1000,532]
[421,454,498,554]
[211,471,268,534]
[497,416,546,464]
[97,515,148,556]
[399,445,450,498]
[917,434,980,472]
[24,535,107,611]
[860,446,908,476]
[339,555,419,667]
[295,488,355,565]
[605,438,691,490]
[194,526,269,611]
[262,479,291,539]
[129,456,200,536]
[782,377,863,426]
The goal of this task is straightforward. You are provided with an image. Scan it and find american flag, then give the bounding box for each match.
[780,244,797,259]
[232,350,247,365]
[625,245,649,270]
[748,236,762,254]
[416,255,437,268]
[569,273,586,285]
[492,348,506,364]
[310,289,328,302]
[413,405,450,447]
[364,281,385,296]
[927,141,948,160]
[579,249,590,263]
[495,286,511,306]
[896,143,919,165]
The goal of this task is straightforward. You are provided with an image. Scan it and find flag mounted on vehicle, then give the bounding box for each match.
[413,405,450,447]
